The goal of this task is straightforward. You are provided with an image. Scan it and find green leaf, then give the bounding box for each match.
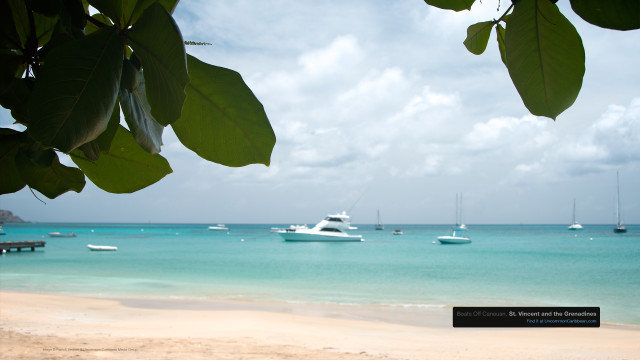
[59,0,87,38]
[424,0,475,12]
[119,71,164,154]
[0,0,21,49]
[33,12,59,47]
[505,0,585,120]
[463,21,494,55]
[15,146,85,199]
[27,26,123,153]
[0,52,25,89]
[172,55,276,167]
[8,0,30,48]
[0,78,32,125]
[71,125,172,193]
[127,2,189,126]
[86,0,128,27]
[496,24,507,66]
[570,0,640,31]
[29,0,60,17]
[85,13,113,36]
[0,130,27,195]
[78,101,121,161]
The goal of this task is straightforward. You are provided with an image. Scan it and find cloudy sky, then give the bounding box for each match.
[2,0,639,225]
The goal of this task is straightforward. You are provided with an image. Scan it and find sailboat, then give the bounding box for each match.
[437,193,471,245]
[568,199,583,230]
[375,209,384,230]
[456,193,467,231]
[614,171,627,233]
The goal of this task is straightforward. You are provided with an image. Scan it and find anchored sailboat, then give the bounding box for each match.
[437,193,471,245]
[375,209,384,230]
[614,171,627,233]
[568,199,583,230]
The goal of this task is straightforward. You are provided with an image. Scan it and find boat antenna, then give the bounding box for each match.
[347,190,366,214]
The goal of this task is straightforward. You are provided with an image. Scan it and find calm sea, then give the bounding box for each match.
[1,223,638,325]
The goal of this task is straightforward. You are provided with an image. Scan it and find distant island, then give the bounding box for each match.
[0,210,25,223]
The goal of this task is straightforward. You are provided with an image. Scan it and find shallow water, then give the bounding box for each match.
[1,223,638,325]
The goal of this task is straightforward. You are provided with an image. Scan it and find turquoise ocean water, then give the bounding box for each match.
[1,223,638,325]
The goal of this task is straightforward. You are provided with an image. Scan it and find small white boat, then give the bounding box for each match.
[87,244,117,251]
[48,232,76,237]
[278,212,364,242]
[208,224,229,231]
[392,229,403,235]
[568,199,583,230]
[437,231,471,245]
[0,226,5,235]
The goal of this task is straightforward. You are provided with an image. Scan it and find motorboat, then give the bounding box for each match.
[392,229,403,235]
[87,244,117,251]
[568,199,583,230]
[278,212,364,242]
[437,230,471,244]
[208,224,229,231]
[48,232,76,237]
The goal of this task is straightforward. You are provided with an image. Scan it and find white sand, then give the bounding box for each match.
[1,291,638,359]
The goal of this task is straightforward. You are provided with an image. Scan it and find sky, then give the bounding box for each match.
[1,0,639,225]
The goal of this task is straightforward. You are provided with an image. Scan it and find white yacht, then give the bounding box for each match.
[278,212,364,242]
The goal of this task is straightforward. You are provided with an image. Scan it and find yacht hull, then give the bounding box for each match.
[279,232,363,242]
[437,236,471,245]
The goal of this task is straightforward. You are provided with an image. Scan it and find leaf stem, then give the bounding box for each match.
[493,4,514,25]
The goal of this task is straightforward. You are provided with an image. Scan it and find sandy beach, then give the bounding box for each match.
[1,291,639,359]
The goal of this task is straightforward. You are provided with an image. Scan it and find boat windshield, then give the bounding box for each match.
[325,217,345,222]
[320,228,343,233]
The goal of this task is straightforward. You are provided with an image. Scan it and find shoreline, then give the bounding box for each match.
[2,291,639,360]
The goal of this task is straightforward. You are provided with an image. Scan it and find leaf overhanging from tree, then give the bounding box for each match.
[505,0,585,120]
[71,125,172,193]
[172,55,276,167]
[127,2,189,127]
[27,26,123,152]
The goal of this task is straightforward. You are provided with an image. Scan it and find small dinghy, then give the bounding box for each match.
[87,244,117,251]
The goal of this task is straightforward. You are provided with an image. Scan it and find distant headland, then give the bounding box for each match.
[0,210,25,223]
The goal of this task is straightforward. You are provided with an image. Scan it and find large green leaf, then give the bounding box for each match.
[0,78,32,125]
[33,12,59,47]
[8,0,29,48]
[27,26,123,153]
[78,101,121,161]
[0,130,27,194]
[70,125,172,193]
[119,70,164,154]
[505,0,585,120]
[424,0,475,12]
[496,24,507,66]
[0,0,21,49]
[463,21,494,55]
[570,0,640,31]
[172,55,276,167]
[15,147,86,199]
[127,2,189,126]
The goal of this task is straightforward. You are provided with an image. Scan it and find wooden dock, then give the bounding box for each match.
[0,241,46,252]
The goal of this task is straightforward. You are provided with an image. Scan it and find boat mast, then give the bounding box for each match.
[616,171,622,227]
